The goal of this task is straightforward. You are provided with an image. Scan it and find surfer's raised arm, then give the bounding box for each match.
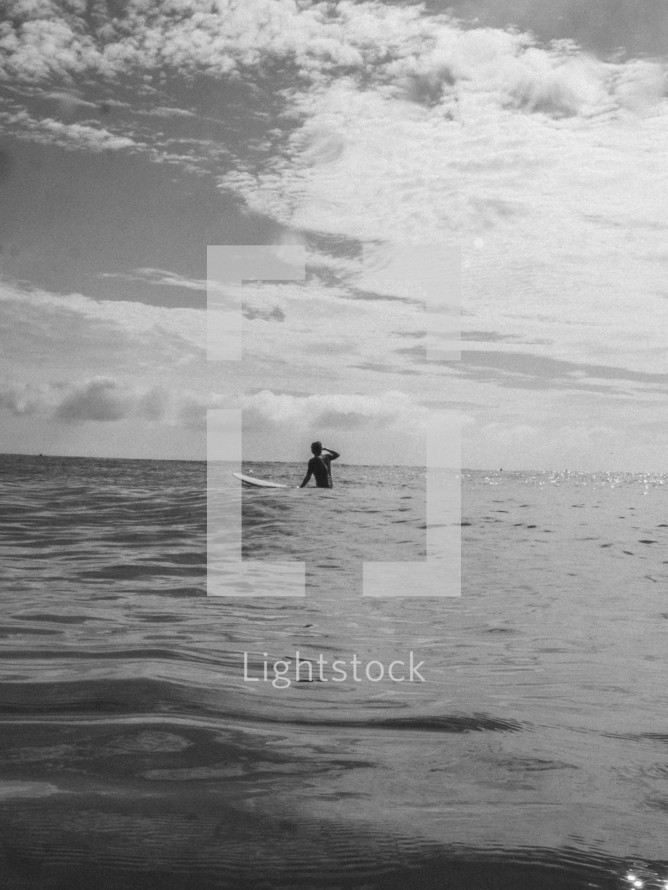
[322,447,340,460]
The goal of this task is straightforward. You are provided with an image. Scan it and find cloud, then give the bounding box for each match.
[0,0,361,84]
[1,0,667,467]
[0,382,54,416]
[215,38,667,380]
[0,279,208,437]
[52,379,177,423]
[456,350,668,396]
[43,89,99,116]
[221,46,665,240]
[0,110,138,151]
[0,376,209,427]
[54,377,135,422]
[137,106,197,118]
[237,389,466,465]
[0,280,205,356]
[3,1,660,107]
[243,389,429,432]
[449,0,668,59]
[1,1,665,203]
[99,268,208,291]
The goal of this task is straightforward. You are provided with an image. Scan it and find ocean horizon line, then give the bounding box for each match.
[1,452,666,476]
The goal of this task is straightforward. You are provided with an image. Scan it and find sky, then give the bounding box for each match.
[0,0,667,469]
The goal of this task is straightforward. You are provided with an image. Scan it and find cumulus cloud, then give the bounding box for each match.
[215,39,667,379]
[0,0,384,83]
[0,376,209,427]
[52,379,177,423]
[3,2,661,117]
[243,389,429,432]
[0,279,209,441]
[54,377,135,422]
[235,389,445,464]
[1,0,665,203]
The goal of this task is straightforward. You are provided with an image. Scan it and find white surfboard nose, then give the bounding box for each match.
[232,472,288,489]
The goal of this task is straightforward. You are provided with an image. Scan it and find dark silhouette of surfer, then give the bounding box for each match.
[299,442,340,489]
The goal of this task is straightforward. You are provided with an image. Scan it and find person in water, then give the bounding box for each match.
[299,442,340,488]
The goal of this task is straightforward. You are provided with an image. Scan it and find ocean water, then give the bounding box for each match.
[1,454,668,889]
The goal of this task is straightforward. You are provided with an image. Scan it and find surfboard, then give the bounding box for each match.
[233,472,288,489]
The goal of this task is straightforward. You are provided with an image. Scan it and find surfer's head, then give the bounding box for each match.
[311,441,322,455]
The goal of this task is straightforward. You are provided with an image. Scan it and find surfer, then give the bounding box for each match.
[299,442,340,489]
